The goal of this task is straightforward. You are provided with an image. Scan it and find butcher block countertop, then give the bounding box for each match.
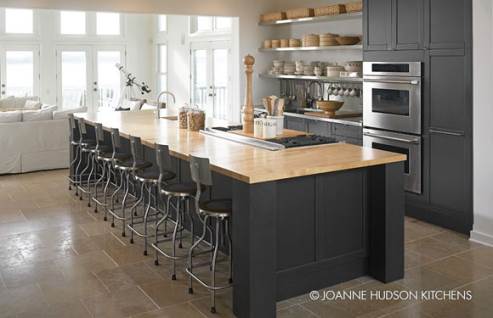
[75,110,406,184]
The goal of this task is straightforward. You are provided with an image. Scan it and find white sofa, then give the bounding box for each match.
[0,96,86,174]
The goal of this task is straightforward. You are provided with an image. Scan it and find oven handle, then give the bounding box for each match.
[363,78,420,85]
[363,132,421,144]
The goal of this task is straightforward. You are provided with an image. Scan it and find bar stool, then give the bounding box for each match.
[67,114,81,192]
[128,143,176,255]
[109,134,152,237]
[152,151,206,281]
[100,128,131,222]
[186,155,232,314]
[76,118,97,203]
[90,123,113,213]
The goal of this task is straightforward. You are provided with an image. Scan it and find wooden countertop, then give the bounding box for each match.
[75,110,406,184]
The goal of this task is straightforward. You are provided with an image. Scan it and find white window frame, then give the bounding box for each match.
[157,15,167,33]
[157,43,167,93]
[0,8,40,40]
[0,44,41,98]
[189,16,232,36]
[57,11,125,41]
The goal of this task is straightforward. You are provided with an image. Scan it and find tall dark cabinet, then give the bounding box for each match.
[364,0,472,233]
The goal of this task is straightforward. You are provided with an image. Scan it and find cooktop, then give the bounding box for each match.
[267,135,338,148]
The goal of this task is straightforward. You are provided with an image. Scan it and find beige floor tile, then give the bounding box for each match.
[0,209,26,224]
[0,260,65,288]
[82,286,158,317]
[38,275,108,304]
[132,303,205,318]
[399,266,463,291]
[139,279,208,308]
[190,290,234,318]
[382,304,433,318]
[405,237,466,261]
[423,256,493,284]
[55,250,118,279]
[430,230,481,251]
[455,246,493,269]
[404,250,434,270]
[277,305,320,318]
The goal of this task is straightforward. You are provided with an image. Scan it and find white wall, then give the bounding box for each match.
[471,0,493,246]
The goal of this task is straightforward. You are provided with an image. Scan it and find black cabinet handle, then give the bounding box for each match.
[429,128,465,137]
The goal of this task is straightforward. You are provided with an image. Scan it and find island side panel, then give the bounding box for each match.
[368,162,405,282]
[232,180,277,318]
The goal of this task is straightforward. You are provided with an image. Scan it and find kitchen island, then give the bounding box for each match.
[74,110,406,318]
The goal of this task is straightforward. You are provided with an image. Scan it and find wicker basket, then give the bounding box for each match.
[263,40,272,49]
[345,1,363,13]
[286,8,314,19]
[289,39,302,47]
[271,39,281,48]
[280,39,289,48]
[314,4,346,17]
[260,12,286,23]
[303,34,320,47]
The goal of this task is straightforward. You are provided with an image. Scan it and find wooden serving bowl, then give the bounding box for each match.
[316,100,344,116]
[335,36,361,45]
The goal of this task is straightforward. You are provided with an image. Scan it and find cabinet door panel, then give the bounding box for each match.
[426,0,470,49]
[285,117,306,132]
[364,0,392,50]
[394,0,424,50]
[428,51,468,132]
[429,133,466,212]
[307,120,332,137]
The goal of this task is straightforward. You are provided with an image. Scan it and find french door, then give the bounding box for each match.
[56,45,125,111]
[191,41,231,120]
[0,45,40,98]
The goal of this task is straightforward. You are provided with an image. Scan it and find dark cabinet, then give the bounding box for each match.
[307,120,332,137]
[333,124,363,146]
[428,50,470,132]
[425,0,471,49]
[284,116,306,132]
[394,0,424,50]
[364,0,392,50]
[364,0,424,51]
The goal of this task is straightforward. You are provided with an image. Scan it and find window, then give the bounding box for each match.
[158,45,167,92]
[60,51,87,109]
[4,51,35,97]
[60,11,86,35]
[158,15,167,32]
[215,17,232,30]
[96,12,120,35]
[5,9,33,34]
[196,16,213,32]
[191,16,232,34]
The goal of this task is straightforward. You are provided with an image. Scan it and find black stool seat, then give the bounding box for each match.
[161,182,205,197]
[199,199,232,218]
[91,145,112,154]
[115,159,152,171]
[135,170,176,183]
[80,139,96,147]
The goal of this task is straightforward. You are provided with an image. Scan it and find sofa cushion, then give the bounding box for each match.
[24,100,42,110]
[22,106,55,122]
[0,110,22,123]
[53,106,87,120]
[0,96,39,110]
[0,96,16,110]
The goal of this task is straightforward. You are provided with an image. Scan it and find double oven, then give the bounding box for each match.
[363,62,423,194]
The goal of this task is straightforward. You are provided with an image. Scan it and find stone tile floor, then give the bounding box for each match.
[0,169,492,317]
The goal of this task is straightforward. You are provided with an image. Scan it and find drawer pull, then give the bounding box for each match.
[429,129,465,137]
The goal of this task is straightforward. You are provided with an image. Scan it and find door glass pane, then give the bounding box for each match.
[5,9,33,34]
[196,17,213,32]
[215,17,232,30]
[158,15,167,32]
[372,88,410,116]
[192,49,207,109]
[5,51,34,97]
[97,51,121,109]
[213,49,228,120]
[60,51,87,109]
[60,11,86,35]
[159,75,167,92]
[96,12,120,35]
[159,45,167,73]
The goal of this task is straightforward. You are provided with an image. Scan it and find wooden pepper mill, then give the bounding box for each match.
[242,55,255,134]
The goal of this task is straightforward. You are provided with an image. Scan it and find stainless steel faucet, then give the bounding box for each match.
[156,91,176,118]
[306,81,323,108]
